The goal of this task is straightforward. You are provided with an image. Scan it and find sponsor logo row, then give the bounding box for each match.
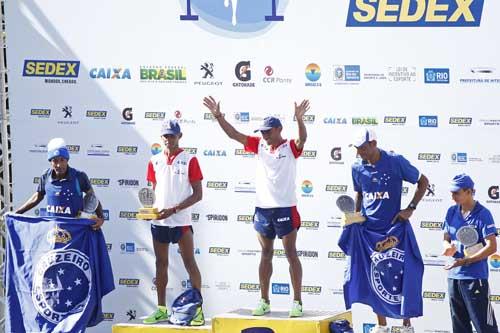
[22,60,500,86]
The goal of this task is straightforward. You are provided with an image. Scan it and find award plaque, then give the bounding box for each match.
[136,188,160,220]
[456,225,484,257]
[79,192,99,219]
[336,195,366,227]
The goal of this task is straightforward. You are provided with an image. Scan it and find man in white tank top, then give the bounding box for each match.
[143,119,205,326]
[203,96,310,318]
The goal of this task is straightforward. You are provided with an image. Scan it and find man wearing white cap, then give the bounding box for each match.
[348,128,429,333]
[143,119,204,325]
[15,138,104,230]
[203,96,310,318]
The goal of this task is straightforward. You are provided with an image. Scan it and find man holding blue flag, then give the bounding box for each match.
[15,137,105,228]
[442,174,498,333]
[6,138,114,332]
[339,128,429,333]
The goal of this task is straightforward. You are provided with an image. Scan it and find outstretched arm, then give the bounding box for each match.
[294,99,310,151]
[203,96,248,146]
[15,192,44,214]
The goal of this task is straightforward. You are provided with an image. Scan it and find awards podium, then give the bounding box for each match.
[112,309,352,333]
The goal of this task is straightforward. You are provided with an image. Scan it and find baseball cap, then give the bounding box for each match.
[349,128,377,148]
[450,173,475,192]
[47,138,70,161]
[161,119,181,136]
[254,116,282,133]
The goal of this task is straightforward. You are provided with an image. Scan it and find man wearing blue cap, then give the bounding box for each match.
[442,174,498,333]
[143,119,204,325]
[15,138,104,230]
[347,128,429,333]
[203,96,310,318]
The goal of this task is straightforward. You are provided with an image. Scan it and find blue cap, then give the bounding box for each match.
[47,138,70,161]
[450,173,475,192]
[254,116,282,133]
[47,147,70,161]
[161,119,181,136]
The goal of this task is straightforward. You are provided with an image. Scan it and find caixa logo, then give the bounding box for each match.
[178,0,289,37]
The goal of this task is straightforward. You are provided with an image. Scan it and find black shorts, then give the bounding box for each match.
[151,225,193,244]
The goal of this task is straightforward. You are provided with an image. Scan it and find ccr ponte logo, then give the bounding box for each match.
[178,0,289,37]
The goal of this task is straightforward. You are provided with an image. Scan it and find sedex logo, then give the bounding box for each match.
[346,0,485,27]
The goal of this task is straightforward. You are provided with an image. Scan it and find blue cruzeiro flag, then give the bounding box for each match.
[4,214,115,333]
[338,222,424,319]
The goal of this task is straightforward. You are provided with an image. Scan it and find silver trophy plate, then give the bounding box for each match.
[456,225,479,247]
[138,188,156,207]
[83,193,99,213]
[336,195,356,214]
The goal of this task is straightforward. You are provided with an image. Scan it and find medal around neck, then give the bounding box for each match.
[456,225,483,257]
[79,193,99,219]
[137,188,160,220]
[336,195,366,227]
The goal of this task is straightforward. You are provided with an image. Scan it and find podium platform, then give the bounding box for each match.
[112,321,212,333]
[112,309,351,333]
[212,309,352,333]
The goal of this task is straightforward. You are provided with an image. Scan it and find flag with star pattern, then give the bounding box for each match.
[338,221,424,319]
[4,214,115,332]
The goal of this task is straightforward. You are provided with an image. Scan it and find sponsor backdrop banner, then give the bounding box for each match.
[5,1,500,331]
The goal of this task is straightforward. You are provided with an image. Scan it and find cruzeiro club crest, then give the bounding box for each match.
[370,248,405,305]
[32,249,92,324]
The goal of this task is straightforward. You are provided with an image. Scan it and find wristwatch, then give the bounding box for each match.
[407,202,417,210]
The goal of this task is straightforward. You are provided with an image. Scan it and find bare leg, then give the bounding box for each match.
[177,229,202,291]
[282,229,302,302]
[153,238,169,306]
[257,232,274,302]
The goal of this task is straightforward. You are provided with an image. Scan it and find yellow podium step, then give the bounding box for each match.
[112,321,212,333]
[212,309,352,333]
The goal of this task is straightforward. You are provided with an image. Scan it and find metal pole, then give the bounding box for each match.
[0,0,11,329]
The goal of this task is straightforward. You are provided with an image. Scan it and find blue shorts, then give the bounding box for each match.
[253,206,301,239]
[151,225,192,244]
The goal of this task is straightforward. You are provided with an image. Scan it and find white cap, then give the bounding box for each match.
[349,128,377,148]
[47,138,66,151]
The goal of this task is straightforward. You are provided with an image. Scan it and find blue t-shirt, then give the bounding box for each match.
[351,150,420,232]
[443,202,497,280]
[37,167,92,217]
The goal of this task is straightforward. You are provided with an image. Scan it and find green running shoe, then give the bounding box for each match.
[190,306,205,326]
[252,299,271,316]
[289,300,303,318]
[143,308,169,324]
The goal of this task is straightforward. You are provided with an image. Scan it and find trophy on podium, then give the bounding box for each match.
[336,195,366,227]
[136,188,160,220]
[456,225,484,257]
[79,192,99,219]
